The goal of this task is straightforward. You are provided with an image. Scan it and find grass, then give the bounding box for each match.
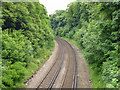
[89,65,106,88]
[61,37,106,88]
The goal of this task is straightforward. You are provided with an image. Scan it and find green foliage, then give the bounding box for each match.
[102,60,119,88]
[2,62,27,88]
[2,2,54,88]
[52,1,120,88]
[2,30,33,64]
[50,10,67,37]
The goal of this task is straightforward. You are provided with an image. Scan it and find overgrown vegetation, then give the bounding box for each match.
[2,2,54,88]
[50,1,120,88]
[1,1,120,88]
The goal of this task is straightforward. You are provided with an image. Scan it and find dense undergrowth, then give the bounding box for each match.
[50,1,120,88]
[2,2,54,88]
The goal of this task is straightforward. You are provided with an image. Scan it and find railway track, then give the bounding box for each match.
[62,40,77,89]
[37,38,77,89]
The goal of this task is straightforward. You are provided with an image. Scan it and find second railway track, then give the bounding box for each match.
[37,38,78,89]
[61,39,78,88]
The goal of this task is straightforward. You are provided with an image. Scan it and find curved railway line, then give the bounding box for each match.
[37,38,78,89]
[62,39,78,89]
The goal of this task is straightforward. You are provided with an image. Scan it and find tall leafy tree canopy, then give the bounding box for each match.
[2,2,54,88]
[50,1,120,88]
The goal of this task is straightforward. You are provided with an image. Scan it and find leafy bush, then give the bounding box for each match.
[102,60,119,88]
[2,30,33,64]
[2,62,27,88]
[2,2,54,88]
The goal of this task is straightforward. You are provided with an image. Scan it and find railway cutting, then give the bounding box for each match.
[26,38,92,88]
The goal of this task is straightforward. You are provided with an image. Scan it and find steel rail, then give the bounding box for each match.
[47,41,65,89]
[37,38,65,89]
[63,39,78,89]
[60,42,70,89]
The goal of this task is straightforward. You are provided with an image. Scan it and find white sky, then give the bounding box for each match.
[39,0,76,15]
